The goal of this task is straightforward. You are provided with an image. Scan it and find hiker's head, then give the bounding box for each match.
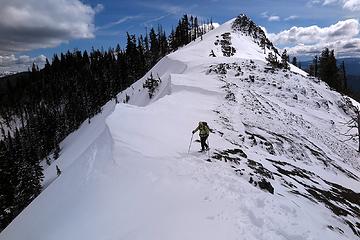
[198,121,203,126]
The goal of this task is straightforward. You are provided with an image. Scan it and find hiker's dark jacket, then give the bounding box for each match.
[193,122,210,137]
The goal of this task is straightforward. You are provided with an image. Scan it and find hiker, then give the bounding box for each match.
[192,121,210,152]
[56,165,62,176]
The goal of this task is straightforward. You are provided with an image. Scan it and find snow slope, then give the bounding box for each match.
[1,16,360,240]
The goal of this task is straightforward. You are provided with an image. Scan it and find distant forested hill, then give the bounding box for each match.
[299,57,360,92]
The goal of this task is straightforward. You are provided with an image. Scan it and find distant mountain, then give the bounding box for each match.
[0,71,19,78]
[300,58,360,75]
[348,75,360,91]
[340,58,360,76]
[341,58,360,91]
[299,58,360,91]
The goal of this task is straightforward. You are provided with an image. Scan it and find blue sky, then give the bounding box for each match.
[0,0,360,71]
[35,0,358,55]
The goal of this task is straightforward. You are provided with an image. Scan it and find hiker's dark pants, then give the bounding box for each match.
[200,135,209,151]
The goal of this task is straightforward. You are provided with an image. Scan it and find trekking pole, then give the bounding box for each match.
[207,139,210,159]
[188,133,194,154]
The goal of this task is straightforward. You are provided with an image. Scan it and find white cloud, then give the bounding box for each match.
[307,0,322,6]
[343,0,360,11]
[0,0,98,55]
[0,55,17,66]
[141,2,186,15]
[312,0,360,10]
[286,39,360,57]
[268,19,360,57]
[143,15,169,28]
[94,3,104,13]
[96,16,141,30]
[285,15,299,21]
[261,12,281,22]
[261,11,268,18]
[0,54,47,72]
[164,5,184,15]
[268,16,281,21]
[323,0,338,5]
[269,19,359,45]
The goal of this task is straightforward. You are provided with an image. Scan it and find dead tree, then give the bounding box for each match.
[342,106,360,152]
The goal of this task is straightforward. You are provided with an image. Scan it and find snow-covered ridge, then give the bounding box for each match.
[1,15,359,240]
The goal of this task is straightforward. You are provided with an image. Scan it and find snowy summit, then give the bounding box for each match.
[1,15,360,240]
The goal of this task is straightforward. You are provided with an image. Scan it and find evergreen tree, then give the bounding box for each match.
[181,15,190,44]
[125,33,138,82]
[319,49,332,81]
[319,48,338,89]
[266,52,278,68]
[159,30,169,57]
[281,50,290,69]
[56,165,62,176]
[341,61,348,91]
[169,28,177,52]
[313,55,318,77]
[0,139,16,230]
[260,38,266,54]
[194,17,199,40]
[137,36,147,77]
[149,28,160,66]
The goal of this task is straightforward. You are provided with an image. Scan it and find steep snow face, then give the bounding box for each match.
[2,16,360,240]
